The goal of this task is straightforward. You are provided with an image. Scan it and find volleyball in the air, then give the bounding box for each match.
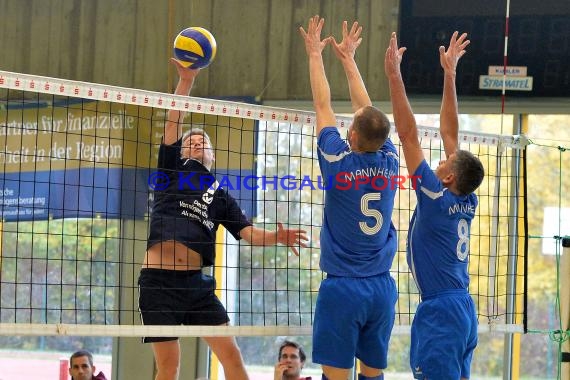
[173,27,217,69]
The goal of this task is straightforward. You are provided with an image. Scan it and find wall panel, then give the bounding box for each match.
[0,0,399,101]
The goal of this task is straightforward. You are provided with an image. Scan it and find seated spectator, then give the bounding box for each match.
[69,350,107,380]
[274,340,312,380]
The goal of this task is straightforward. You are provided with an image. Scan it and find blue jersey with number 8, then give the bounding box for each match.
[407,160,478,297]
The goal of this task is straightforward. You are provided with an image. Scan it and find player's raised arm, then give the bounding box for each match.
[330,21,371,112]
[439,31,469,158]
[384,32,424,174]
[299,15,336,135]
[164,59,200,145]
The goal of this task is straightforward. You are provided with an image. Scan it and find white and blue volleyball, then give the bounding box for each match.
[173,27,217,69]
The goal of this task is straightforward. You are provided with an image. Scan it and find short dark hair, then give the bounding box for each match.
[70,350,94,367]
[352,105,391,152]
[452,150,485,195]
[278,340,306,363]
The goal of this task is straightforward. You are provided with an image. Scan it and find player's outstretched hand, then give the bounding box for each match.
[330,20,363,62]
[299,15,332,57]
[276,222,309,256]
[170,58,200,81]
[439,31,470,74]
[384,32,407,79]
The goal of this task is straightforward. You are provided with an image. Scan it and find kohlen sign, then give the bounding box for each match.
[479,66,533,91]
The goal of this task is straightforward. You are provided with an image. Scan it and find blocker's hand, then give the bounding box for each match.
[330,20,363,61]
[439,31,470,74]
[384,32,407,79]
[299,15,331,57]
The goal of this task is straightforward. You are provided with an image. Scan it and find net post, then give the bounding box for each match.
[561,236,570,380]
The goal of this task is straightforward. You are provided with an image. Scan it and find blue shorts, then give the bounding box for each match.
[312,273,397,369]
[138,268,229,343]
[410,291,478,379]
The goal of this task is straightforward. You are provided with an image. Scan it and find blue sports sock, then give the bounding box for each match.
[358,374,384,380]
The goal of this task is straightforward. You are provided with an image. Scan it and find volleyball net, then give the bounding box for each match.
[0,70,528,338]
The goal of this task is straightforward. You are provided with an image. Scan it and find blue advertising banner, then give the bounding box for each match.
[0,167,255,222]
[0,168,143,220]
[0,98,257,221]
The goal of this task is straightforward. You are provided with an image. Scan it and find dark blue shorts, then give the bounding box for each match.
[410,291,478,379]
[312,273,397,369]
[138,268,229,343]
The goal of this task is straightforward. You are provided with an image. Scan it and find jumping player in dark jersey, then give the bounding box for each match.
[385,31,484,380]
[139,60,308,380]
[300,16,399,380]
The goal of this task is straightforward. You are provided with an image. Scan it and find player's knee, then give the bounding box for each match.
[221,356,245,369]
[156,355,178,367]
[220,360,247,377]
[155,363,179,379]
[219,347,245,368]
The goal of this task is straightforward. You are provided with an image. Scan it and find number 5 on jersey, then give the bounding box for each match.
[359,193,383,235]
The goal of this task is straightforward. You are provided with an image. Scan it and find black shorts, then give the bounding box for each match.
[138,268,230,343]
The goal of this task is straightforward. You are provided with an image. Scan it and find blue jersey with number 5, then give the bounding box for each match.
[408,160,478,296]
[317,127,399,277]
